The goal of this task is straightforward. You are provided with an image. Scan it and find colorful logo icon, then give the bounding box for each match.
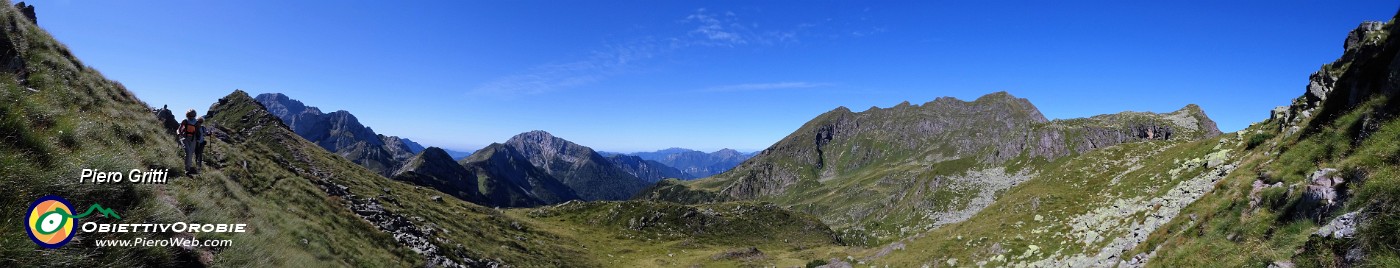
[27,195,76,249]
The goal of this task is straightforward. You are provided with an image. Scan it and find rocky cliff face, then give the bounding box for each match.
[255,93,417,177]
[502,130,651,201]
[1271,19,1398,138]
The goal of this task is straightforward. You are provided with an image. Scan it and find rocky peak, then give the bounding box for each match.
[13,2,33,25]
[504,130,588,170]
[1164,104,1222,138]
[971,91,1048,123]
[254,93,313,117]
[1345,21,1386,51]
[416,147,455,164]
[207,90,291,134]
[506,130,563,148]
[1271,18,1397,135]
[711,148,743,158]
[498,130,649,201]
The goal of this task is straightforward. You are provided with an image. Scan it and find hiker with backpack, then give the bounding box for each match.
[178,109,201,175]
[195,116,207,166]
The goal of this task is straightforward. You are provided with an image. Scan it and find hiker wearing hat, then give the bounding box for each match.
[178,109,200,175]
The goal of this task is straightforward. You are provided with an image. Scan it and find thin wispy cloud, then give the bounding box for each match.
[702,82,833,92]
[469,8,875,97]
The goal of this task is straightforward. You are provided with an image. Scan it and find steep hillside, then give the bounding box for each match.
[0,0,192,265]
[502,130,651,201]
[607,154,694,182]
[1133,16,1400,267]
[631,148,753,178]
[254,93,415,177]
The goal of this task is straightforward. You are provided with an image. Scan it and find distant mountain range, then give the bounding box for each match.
[254,93,708,206]
[606,154,693,182]
[394,130,660,205]
[605,148,756,178]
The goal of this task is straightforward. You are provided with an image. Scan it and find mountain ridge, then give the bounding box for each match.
[629,147,755,178]
[255,93,420,177]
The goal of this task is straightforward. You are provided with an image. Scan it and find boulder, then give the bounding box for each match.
[1304,71,1336,108]
[1315,211,1359,239]
[1248,179,1285,212]
[1300,168,1347,222]
[1270,106,1292,123]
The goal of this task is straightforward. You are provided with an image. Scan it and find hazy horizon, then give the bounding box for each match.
[31,0,1399,152]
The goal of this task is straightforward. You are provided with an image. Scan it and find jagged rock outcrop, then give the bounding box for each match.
[0,2,33,84]
[1271,20,1397,136]
[12,2,32,24]
[500,130,651,201]
[607,154,694,182]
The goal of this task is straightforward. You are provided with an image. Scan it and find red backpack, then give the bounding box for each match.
[180,120,198,137]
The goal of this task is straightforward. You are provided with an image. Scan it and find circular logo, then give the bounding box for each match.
[26,195,76,249]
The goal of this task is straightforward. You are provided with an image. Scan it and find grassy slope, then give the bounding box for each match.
[0,0,193,265]
[871,135,1238,266]
[509,200,849,267]
[1140,96,1400,267]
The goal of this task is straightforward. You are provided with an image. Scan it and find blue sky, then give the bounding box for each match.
[33,1,1400,152]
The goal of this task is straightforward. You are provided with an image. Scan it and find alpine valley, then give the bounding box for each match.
[4,2,1400,268]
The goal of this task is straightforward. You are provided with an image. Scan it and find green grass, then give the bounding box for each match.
[868,134,1237,266]
[0,1,199,265]
[511,200,851,267]
[1137,93,1400,267]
